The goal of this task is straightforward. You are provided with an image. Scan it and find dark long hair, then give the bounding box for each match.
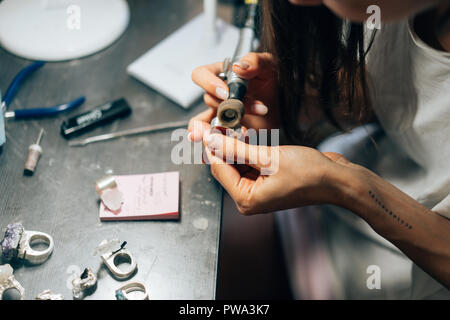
[260,1,376,144]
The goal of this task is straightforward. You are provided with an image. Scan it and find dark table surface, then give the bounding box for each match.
[0,0,232,300]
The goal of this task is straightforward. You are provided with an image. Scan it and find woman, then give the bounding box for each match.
[188,0,450,299]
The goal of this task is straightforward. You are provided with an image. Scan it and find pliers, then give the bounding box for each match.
[0,61,85,146]
[1,61,85,119]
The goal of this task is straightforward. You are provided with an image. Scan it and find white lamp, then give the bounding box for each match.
[127,0,240,109]
[0,0,130,61]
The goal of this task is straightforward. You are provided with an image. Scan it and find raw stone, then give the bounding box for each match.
[1,223,24,261]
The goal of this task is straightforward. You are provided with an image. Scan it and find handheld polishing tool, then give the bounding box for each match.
[211,0,259,132]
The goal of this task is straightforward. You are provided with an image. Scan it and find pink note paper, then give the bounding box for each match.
[99,171,179,221]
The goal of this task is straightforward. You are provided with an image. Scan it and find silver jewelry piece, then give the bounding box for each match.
[71,267,97,300]
[210,118,244,140]
[95,239,137,280]
[35,289,64,300]
[0,264,24,300]
[1,223,54,265]
[115,281,149,300]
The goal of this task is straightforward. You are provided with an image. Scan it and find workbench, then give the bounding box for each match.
[0,0,230,300]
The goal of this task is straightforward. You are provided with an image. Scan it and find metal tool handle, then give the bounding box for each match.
[216,1,258,129]
[69,120,189,147]
[3,61,45,109]
[36,128,44,145]
[10,96,85,119]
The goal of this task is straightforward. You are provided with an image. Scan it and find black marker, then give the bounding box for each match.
[61,98,132,139]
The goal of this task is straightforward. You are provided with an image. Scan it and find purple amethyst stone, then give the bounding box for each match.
[1,223,24,262]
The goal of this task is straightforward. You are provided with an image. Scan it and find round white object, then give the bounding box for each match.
[0,0,130,61]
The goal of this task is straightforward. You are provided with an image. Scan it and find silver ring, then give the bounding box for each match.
[102,249,137,280]
[115,282,149,300]
[18,231,54,265]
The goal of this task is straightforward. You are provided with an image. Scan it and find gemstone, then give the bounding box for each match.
[1,223,24,262]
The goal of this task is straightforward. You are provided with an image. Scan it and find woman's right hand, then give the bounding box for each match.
[189,52,280,142]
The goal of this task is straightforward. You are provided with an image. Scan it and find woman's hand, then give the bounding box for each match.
[202,126,450,288]
[202,130,356,215]
[189,52,279,142]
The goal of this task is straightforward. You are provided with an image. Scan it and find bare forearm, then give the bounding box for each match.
[331,163,450,288]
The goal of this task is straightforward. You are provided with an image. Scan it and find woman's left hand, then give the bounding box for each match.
[202,130,357,214]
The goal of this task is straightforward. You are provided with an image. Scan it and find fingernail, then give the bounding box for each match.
[206,134,222,150]
[234,61,250,70]
[215,87,228,100]
[188,132,193,141]
[252,104,268,116]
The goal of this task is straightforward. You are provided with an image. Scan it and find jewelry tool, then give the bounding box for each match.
[24,128,44,176]
[61,98,132,139]
[211,0,258,131]
[68,120,189,147]
[0,61,85,146]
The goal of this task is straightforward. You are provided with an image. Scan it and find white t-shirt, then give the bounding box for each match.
[331,18,450,299]
[369,19,450,214]
[369,19,450,299]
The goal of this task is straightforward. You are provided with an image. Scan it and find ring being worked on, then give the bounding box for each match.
[1,223,54,265]
[115,281,149,300]
[0,264,25,300]
[210,118,244,140]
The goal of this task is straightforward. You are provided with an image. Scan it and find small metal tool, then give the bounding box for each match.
[0,62,84,148]
[24,128,44,176]
[69,120,189,147]
[212,0,258,131]
[2,62,85,120]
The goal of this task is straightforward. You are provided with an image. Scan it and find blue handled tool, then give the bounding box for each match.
[0,61,85,147]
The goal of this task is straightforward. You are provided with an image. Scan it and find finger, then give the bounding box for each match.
[188,108,215,142]
[204,93,221,109]
[204,143,243,199]
[192,62,229,100]
[242,96,269,116]
[203,131,272,171]
[231,52,275,80]
[236,164,260,180]
[323,152,350,165]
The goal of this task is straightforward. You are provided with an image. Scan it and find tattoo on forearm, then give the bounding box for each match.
[368,190,412,230]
